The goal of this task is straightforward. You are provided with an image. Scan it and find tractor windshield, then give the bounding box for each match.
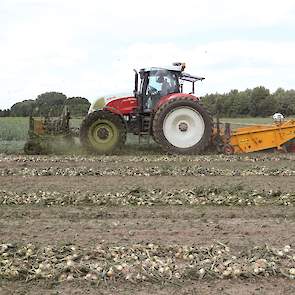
[147,70,179,97]
[143,70,180,110]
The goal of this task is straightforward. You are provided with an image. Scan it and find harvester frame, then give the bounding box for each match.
[24,107,76,154]
[214,118,295,154]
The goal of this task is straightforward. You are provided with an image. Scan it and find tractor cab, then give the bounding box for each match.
[140,69,180,111]
[134,63,205,112]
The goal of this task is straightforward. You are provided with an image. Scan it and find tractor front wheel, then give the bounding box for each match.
[152,97,213,154]
[80,110,126,154]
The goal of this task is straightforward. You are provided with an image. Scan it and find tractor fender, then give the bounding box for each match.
[155,93,199,111]
[88,95,137,132]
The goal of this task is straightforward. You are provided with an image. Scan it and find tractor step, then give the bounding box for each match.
[138,132,151,144]
[138,116,152,144]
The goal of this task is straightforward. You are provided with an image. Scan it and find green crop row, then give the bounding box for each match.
[0,117,29,141]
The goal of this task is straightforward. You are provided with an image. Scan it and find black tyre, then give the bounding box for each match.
[80,110,126,154]
[24,140,43,155]
[152,97,213,154]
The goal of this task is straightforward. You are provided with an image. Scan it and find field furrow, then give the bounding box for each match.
[1,153,295,294]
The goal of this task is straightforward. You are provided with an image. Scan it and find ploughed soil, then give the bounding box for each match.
[2,278,295,295]
[1,153,295,294]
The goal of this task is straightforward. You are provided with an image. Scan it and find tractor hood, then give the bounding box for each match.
[88,93,132,114]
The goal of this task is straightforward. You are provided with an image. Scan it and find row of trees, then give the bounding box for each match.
[0,109,11,117]
[1,87,295,118]
[0,92,90,117]
[201,87,295,117]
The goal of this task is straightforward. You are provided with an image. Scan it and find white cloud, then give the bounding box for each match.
[110,40,295,97]
[1,0,295,108]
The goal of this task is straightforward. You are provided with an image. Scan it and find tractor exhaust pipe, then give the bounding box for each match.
[133,69,138,97]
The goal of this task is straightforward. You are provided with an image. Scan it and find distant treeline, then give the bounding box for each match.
[0,92,90,117]
[1,86,295,118]
[201,86,295,117]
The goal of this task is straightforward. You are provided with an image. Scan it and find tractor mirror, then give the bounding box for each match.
[133,69,138,97]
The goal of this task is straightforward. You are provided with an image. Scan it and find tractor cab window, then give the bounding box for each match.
[144,71,180,110]
[146,75,162,95]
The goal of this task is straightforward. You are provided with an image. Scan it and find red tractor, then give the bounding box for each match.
[80,63,213,154]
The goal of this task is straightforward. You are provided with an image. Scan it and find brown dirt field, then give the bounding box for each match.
[1,278,295,295]
[1,153,295,294]
[1,175,295,192]
[0,206,295,250]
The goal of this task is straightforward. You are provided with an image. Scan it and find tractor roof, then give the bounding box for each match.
[180,72,205,82]
[140,67,205,82]
[141,65,183,73]
[140,63,204,82]
[141,62,186,73]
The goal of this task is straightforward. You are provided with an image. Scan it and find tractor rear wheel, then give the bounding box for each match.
[152,97,212,154]
[80,110,126,154]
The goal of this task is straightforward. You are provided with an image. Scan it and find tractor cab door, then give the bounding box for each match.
[141,70,180,112]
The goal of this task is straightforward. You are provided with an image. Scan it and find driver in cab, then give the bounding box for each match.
[156,74,171,97]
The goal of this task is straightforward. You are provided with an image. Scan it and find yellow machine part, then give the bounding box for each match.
[229,120,295,153]
[32,119,45,135]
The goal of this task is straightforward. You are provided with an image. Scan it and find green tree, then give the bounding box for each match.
[274,88,295,116]
[65,97,90,117]
[0,109,11,117]
[201,94,217,115]
[10,100,35,116]
[35,92,67,116]
[249,86,270,117]
[233,90,251,116]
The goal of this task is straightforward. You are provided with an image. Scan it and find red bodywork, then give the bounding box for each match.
[105,96,138,115]
[105,93,199,115]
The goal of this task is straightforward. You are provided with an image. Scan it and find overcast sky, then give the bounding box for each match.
[1,0,295,109]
